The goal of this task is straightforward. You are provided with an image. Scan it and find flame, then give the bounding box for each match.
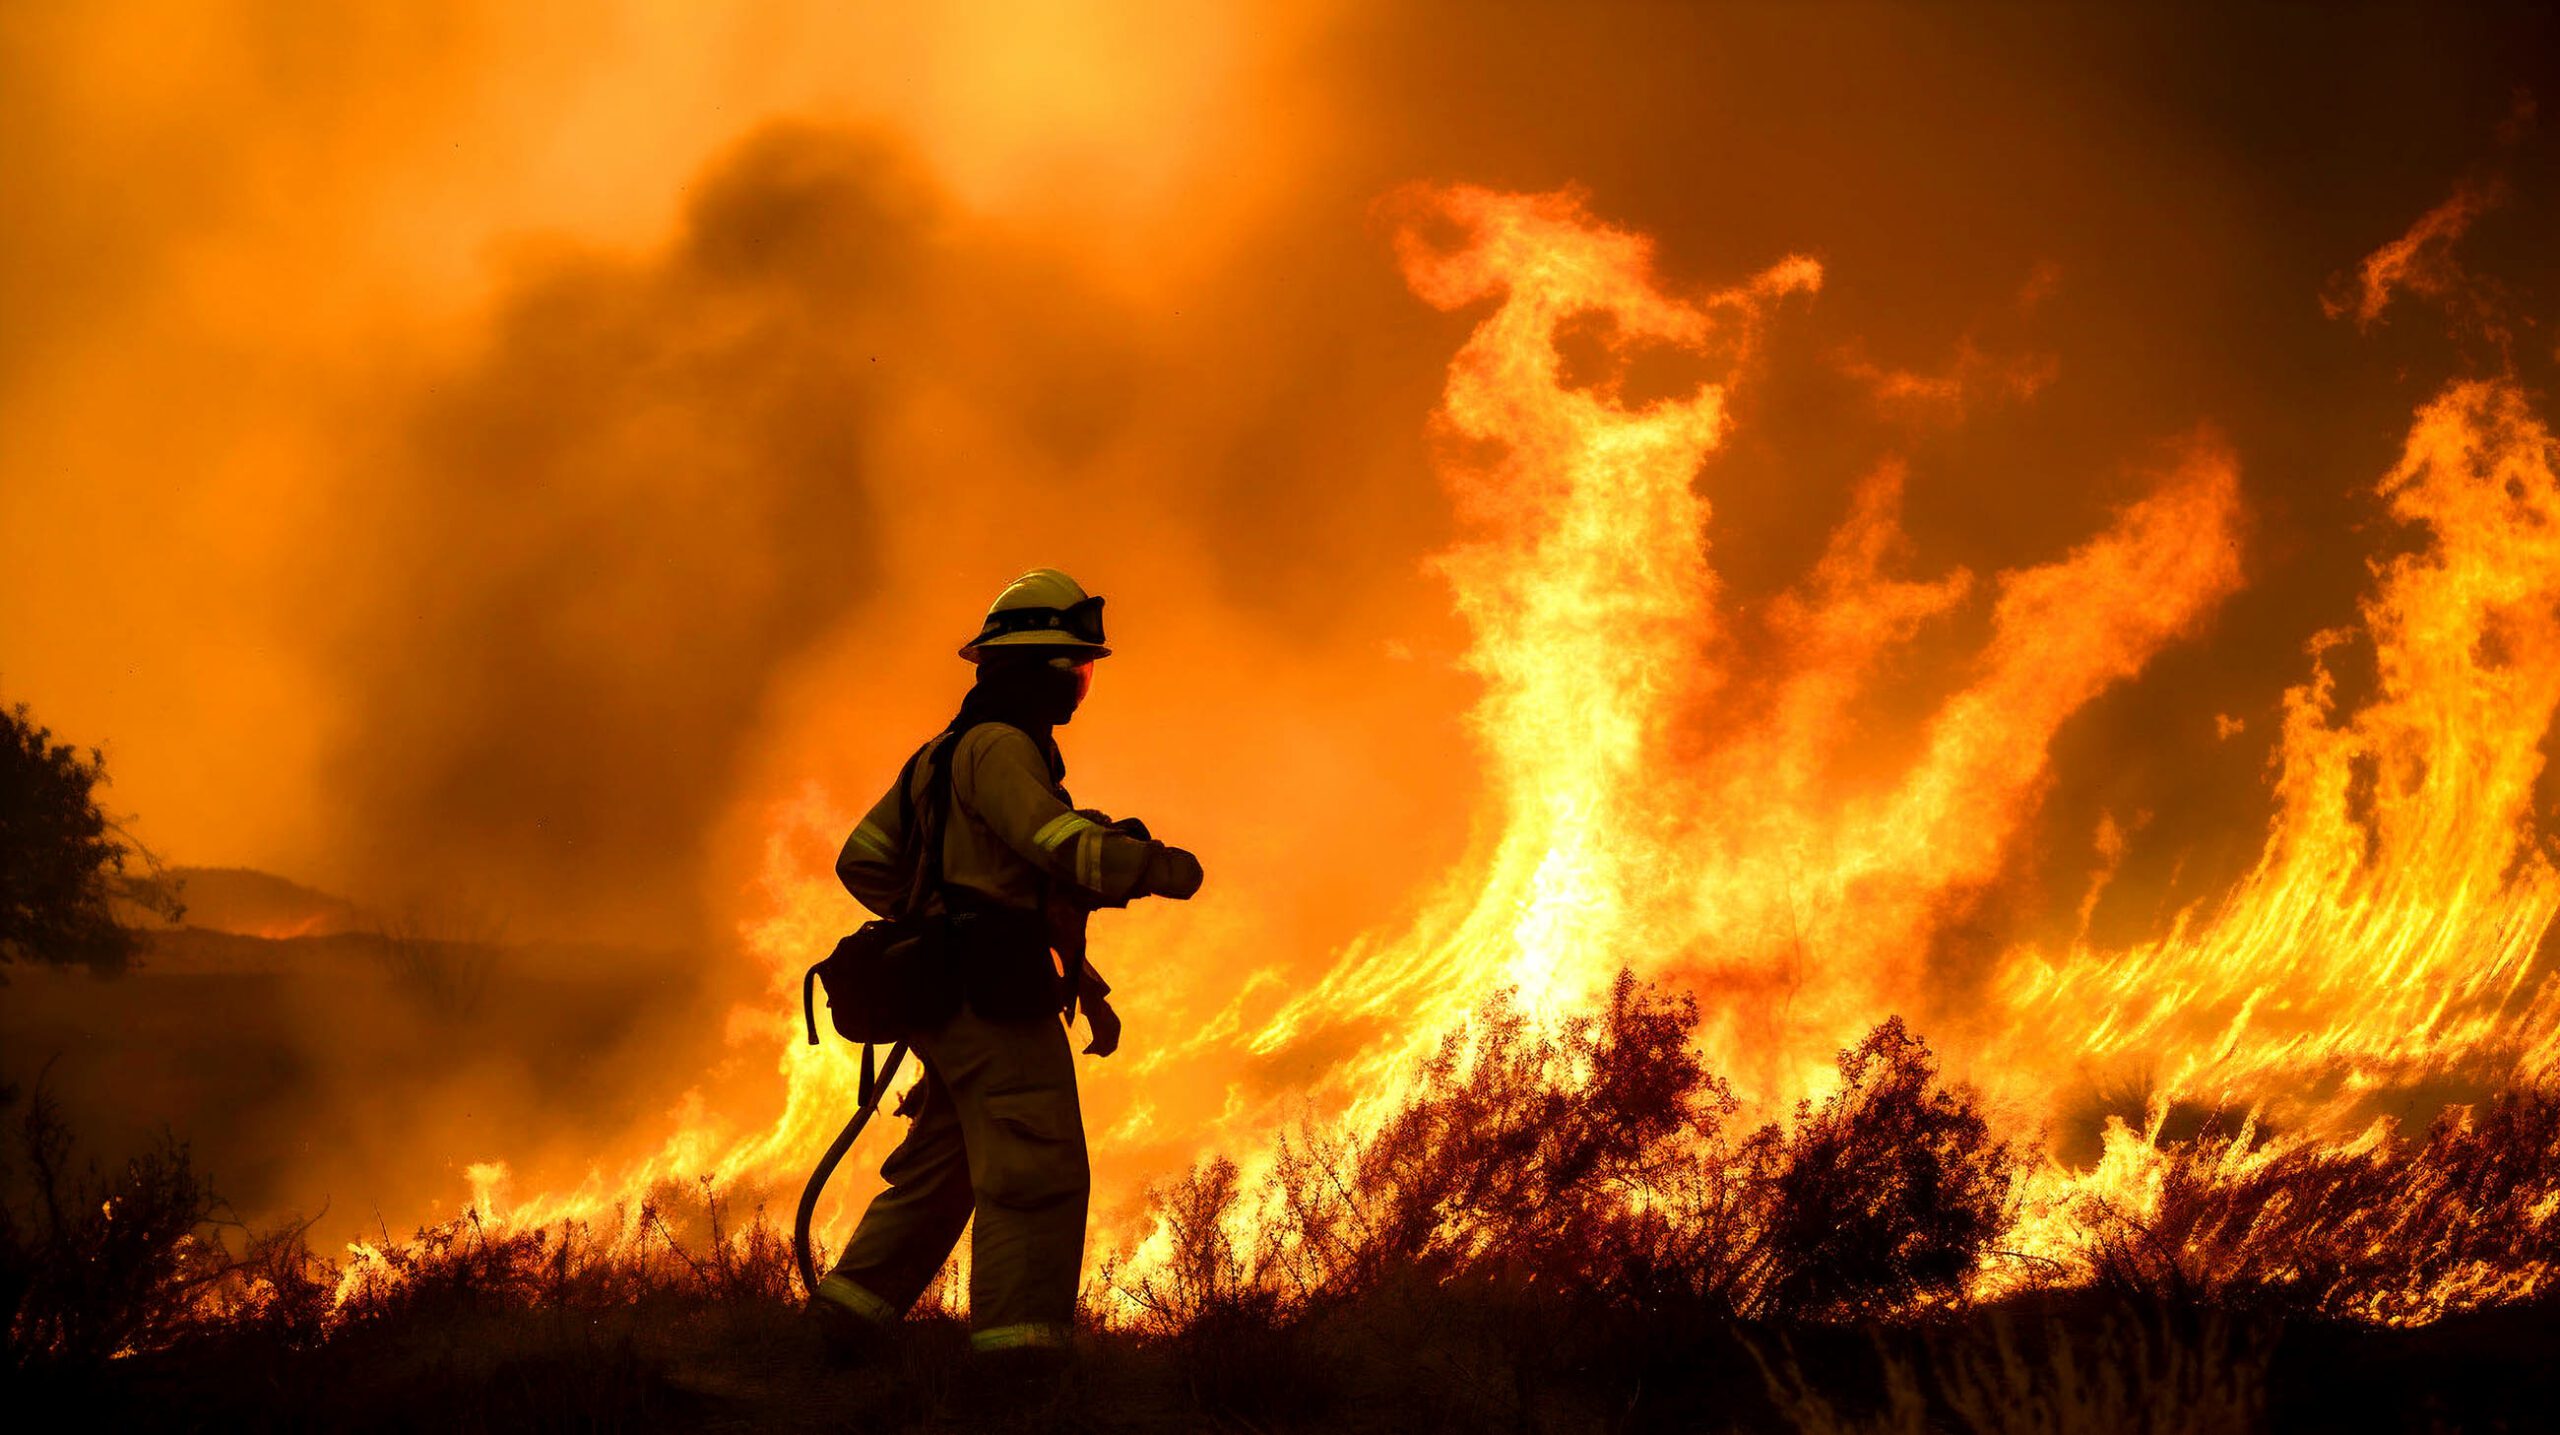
[1999,379,2560,1119]
[1248,185,2242,1120]
[381,181,2556,1329]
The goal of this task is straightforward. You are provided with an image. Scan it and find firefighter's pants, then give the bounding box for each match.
[818,1006,1089,1352]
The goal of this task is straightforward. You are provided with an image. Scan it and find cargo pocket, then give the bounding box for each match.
[975,1089,1089,1209]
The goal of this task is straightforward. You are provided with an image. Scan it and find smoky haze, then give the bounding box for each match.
[331,128,957,945]
[2,0,2556,1235]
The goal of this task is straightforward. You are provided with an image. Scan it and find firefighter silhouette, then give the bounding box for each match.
[811,568,1204,1369]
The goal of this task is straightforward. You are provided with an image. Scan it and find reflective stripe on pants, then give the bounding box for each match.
[814,1272,900,1326]
[970,1321,1072,1352]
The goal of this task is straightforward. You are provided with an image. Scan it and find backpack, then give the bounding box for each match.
[801,736,968,1052]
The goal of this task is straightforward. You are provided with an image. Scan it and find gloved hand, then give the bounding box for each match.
[1136,843,1204,900]
[1081,993,1123,1057]
[1105,815,1153,841]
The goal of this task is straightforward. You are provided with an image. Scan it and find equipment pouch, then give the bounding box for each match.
[804,915,962,1045]
[802,736,970,1048]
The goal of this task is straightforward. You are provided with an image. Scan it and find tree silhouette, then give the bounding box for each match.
[0,702,181,975]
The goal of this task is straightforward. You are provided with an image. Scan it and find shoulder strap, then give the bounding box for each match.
[898,728,970,917]
[896,741,939,918]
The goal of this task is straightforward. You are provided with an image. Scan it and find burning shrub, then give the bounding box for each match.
[330,1178,797,1328]
[1243,972,1735,1306]
[1102,974,1739,1424]
[2079,1084,2560,1322]
[330,1213,570,1328]
[649,1175,800,1305]
[2,1078,229,1367]
[1110,976,2017,1341]
[1097,978,2028,1428]
[1737,1017,2018,1322]
[211,1214,335,1350]
[1111,1156,1264,1335]
[1106,1155,1315,1417]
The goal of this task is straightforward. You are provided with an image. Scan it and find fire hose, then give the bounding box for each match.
[792,1040,908,1299]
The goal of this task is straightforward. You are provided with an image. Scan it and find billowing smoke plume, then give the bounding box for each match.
[325,127,944,945]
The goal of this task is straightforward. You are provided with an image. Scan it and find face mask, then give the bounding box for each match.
[1051,656,1095,710]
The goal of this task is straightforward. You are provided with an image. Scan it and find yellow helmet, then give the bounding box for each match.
[958,567,1112,662]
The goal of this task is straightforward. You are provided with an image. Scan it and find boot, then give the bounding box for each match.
[805,1296,896,1369]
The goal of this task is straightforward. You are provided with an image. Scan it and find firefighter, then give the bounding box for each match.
[811,567,1205,1375]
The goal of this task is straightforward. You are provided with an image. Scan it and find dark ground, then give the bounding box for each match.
[20,1288,2557,1434]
